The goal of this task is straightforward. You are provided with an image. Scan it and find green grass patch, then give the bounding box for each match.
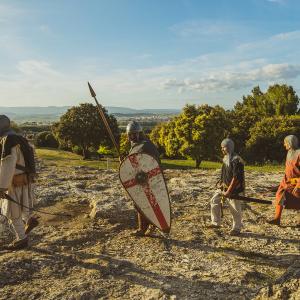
[162,159,284,172]
[36,148,284,172]
[245,164,284,172]
[36,148,119,169]
[161,159,221,170]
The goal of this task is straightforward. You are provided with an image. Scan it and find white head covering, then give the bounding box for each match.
[284,135,300,161]
[221,138,234,166]
[284,135,298,149]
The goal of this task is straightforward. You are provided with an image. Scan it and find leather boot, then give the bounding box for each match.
[133,212,150,236]
[267,219,281,226]
[267,205,282,226]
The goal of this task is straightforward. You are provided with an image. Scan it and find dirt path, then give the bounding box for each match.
[0,165,299,299]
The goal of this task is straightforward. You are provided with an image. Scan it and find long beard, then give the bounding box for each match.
[223,154,232,166]
[286,149,299,162]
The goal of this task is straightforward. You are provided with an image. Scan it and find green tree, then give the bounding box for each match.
[235,84,299,117]
[51,122,71,151]
[119,132,131,157]
[151,118,183,159]
[164,117,183,158]
[35,131,59,148]
[175,104,230,167]
[265,84,299,115]
[229,103,260,154]
[149,123,166,155]
[230,84,299,154]
[98,145,117,157]
[53,103,119,159]
[246,115,300,163]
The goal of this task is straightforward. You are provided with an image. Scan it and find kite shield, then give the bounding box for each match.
[119,153,171,233]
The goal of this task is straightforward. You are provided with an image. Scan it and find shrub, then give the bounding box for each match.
[246,115,300,163]
[35,131,59,148]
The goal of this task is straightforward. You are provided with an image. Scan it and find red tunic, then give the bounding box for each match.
[276,150,300,209]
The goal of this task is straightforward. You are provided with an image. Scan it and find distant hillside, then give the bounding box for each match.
[0,106,180,123]
[107,107,180,115]
[0,106,70,116]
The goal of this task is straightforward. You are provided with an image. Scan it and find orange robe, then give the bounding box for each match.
[276,150,300,210]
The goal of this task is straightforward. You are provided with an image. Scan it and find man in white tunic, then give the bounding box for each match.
[0,115,38,250]
[209,138,245,236]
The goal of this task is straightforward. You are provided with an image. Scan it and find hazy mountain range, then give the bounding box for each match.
[0,106,180,123]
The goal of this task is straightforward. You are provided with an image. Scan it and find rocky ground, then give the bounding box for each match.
[0,161,299,300]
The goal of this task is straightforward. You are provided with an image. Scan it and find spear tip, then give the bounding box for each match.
[88,81,96,98]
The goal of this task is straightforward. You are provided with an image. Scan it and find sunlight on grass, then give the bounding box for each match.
[36,148,120,169]
[36,148,284,172]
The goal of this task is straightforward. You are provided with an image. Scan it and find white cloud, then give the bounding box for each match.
[0,4,31,58]
[266,0,286,4]
[272,30,300,41]
[39,25,49,32]
[16,60,62,78]
[0,59,82,106]
[1,54,299,107]
[170,20,238,38]
[169,20,248,42]
[135,53,153,60]
[163,63,300,92]
[237,30,300,52]
[0,3,25,25]
[257,64,300,79]
[0,24,300,108]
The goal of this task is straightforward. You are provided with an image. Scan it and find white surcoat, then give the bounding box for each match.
[0,143,35,220]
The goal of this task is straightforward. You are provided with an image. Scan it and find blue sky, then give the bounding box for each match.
[0,0,300,109]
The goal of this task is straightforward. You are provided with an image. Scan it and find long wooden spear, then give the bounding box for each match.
[87,82,120,157]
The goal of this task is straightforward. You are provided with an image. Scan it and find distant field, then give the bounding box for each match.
[36,148,284,172]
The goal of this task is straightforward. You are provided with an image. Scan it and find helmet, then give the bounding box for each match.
[0,115,11,136]
[126,121,142,134]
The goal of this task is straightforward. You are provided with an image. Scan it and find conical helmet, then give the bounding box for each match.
[126,121,142,134]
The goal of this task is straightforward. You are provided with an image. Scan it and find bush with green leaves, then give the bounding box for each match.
[72,145,83,155]
[35,131,59,148]
[175,104,231,167]
[98,145,118,157]
[150,104,231,167]
[246,115,300,163]
[230,84,299,154]
[119,132,131,157]
[53,103,119,159]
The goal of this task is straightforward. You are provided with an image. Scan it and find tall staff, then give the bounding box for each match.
[87,82,120,158]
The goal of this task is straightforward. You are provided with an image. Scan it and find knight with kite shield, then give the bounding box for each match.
[119,121,171,236]
[88,83,171,237]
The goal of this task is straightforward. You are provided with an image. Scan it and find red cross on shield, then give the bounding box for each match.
[119,153,171,233]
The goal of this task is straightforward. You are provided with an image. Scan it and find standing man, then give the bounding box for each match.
[268,135,300,226]
[126,121,160,236]
[0,115,38,250]
[209,138,245,236]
